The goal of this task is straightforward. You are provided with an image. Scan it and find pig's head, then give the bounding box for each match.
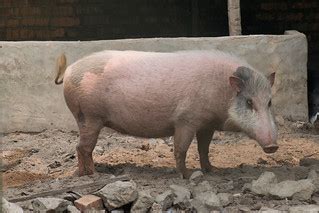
[228,66,278,154]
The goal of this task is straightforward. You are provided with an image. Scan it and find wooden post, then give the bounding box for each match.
[227,0,242,36]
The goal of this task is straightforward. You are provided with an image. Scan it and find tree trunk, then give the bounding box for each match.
[228,0,242,36]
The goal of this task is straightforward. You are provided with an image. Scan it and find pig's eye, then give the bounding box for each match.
[268,100,272,107]
[246,99,253,109]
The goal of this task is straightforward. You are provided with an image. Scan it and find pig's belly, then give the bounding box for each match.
[101,92,177,138]
[103,109,175,138]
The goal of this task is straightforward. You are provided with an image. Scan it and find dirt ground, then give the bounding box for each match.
[1,119,319,211]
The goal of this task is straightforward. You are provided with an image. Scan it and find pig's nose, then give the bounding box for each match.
[263,145,279,154]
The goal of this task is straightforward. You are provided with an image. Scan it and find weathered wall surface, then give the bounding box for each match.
[0,31,307,133]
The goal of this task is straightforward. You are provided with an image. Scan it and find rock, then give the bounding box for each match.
[251,172,278,195]
[190,199,210,213]
[308,169,319,191]
[289,205,319,213]
[217,180,234,193]
[300,158,319,167]
[192,181,216,197]
[131,190,154,213]
[169,184,191,209]
[195,191,221,209]
[268,179,315,200]
[111,209,125,213]
[259,207,281,213]
[2,198,23,213]
[94,146,104,155]
[150,202,162,213]
[74,195,104,212]
[275,115,285,126]
[31,197,72,213]
[217,193,233,207]
[155,190,174,211]
[95,180,138,211]
[189,171,204,184]
[67,205,81,213]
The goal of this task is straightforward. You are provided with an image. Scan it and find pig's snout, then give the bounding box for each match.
[262,144,279,153]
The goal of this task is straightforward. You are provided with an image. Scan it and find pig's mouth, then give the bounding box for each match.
[262,145,279,154]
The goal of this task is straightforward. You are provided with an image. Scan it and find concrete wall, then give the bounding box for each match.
[0,31,307,133]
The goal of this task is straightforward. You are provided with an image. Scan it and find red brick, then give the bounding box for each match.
[74,195,104,212]
[51,28,65,37]
[7,19,20,27]
[51,17,80,27]
[52,6,74,16]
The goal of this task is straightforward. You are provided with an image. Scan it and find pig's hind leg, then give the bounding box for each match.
[196,128,215,173]
[174,126,195,178]
[76,113,103,176]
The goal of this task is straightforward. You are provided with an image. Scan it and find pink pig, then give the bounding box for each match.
[55,50,277,178]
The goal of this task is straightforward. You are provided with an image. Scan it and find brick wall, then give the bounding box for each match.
[0,0,228,41]
[241,0,319,70]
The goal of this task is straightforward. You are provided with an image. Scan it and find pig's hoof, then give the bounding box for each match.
[201,165,217,174]
[180,170,193,179]
[73,168,95,177]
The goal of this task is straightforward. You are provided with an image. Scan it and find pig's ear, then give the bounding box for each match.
[267,72,276,87]
[229,76,244,92]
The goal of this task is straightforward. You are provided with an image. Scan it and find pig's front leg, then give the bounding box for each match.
[173,126,195,179]
[196,128,215,172]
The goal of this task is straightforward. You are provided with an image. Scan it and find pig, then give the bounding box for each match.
[55,50,278,178]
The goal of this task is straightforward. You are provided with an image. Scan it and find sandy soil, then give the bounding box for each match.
[1,120,319,211]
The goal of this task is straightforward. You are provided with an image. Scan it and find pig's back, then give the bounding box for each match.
[64,50,247,137]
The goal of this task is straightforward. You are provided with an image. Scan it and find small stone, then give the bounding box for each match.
[217,180,234,193]
[67,205,81,213]
[289,205,319,213]
[74,195,104,212]
[259,207,281,213]
[189,171,204,184]
[250,172,277,195]
[308,169,319,191]
[192,181,216,197]
[190,199,210,213]
[195,191,221,209]
[111,209,124,213]
[2,198,23,213]
[95,180,138,211]
[131,190,154,213]
[217,193,233,207]
[94,146,104,155]
[275,115,285,126]
[32,197,72,212]
[169,184,191,209]
[155,190,174,211]
[150,202,162,213]
[300,158,318,167]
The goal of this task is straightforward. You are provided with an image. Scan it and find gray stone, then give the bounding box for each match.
[95,180,138,211]
[131,190,154,213]
[189,171,204,184]
[251,172,278,195]
[31,197,72,213]
[149,202,162,213]
[217,180,235,193]
[289,205,319,213]
[190,199,210,213]
[259,207,282,213]
[195,191,221,209]
[169,184,191,209]
[110,210,124,213]
[192,180,216,197]
[217,193,233,207]
[2,198,24,213]
[67,205,81,213]
[268,179,315,200]
[155,190,174,211]
[308,169,319,192]
[0,31,307,133]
